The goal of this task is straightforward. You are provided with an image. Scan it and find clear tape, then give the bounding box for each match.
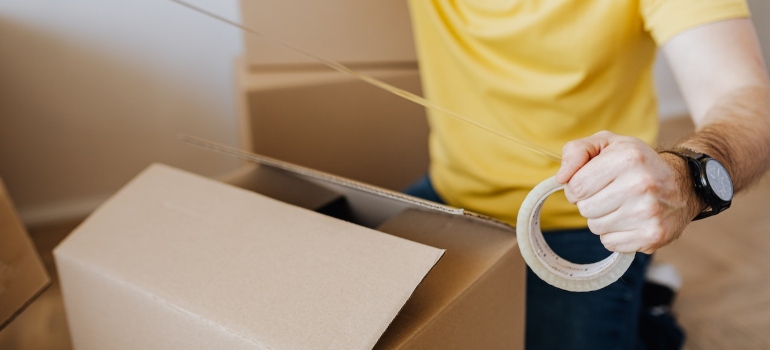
[517,177,635,292]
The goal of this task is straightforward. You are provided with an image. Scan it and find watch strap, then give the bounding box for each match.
[660,147,726,221]
[662,146,704,161]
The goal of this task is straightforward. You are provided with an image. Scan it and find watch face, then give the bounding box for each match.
[705,159,734,201]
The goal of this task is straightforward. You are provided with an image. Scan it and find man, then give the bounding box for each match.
[404,0,770,349]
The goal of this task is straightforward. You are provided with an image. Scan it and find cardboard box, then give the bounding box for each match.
[0,179,50,331]
[240,0,416,67]
[235,63,430,192]
[54,151,525,349]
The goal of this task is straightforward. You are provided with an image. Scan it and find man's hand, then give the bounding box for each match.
[555,131,703,254]
[563,19,770,255]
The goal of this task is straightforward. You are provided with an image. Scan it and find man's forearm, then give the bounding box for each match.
[555,86,770,252]
[676,85,770,193]
[557,20,769,253]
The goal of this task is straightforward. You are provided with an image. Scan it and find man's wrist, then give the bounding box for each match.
[659,151,708,221]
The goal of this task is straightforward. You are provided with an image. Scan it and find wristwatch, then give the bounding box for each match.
[661,147,734,220]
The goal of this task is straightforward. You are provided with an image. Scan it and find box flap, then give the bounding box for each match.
[54,163,444,349]
[183,135,467,222]
[0,179,51,330]
[374,208,521,348]
[224,164,343,211]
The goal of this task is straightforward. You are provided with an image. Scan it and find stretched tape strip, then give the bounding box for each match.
[517,177,635,292]
[171,1,634,291]
[168,0,561,163]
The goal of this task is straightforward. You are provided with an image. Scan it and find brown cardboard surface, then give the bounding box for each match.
[240,0,416,67]
[220,159,526,348]
[224,163,343,211]
[0,179,50,330]
[236,66,430,192]
[375,209,525,349]
[55,164,444,349]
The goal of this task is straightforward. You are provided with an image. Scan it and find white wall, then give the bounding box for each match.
[654,54,688,120]
[0,0,243,226]
[655,0,770,120]
[747,0,770,70]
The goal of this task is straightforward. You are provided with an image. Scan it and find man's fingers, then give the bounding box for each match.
[564,153,626,203]
[574,169,652,218]
[555,132,683,254]
[598,231,653,254]
[556,131,615,184]
[574,186,622,219]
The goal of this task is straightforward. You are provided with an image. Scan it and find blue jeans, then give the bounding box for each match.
[404,175,654,350]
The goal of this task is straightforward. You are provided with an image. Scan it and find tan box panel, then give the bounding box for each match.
[236,64,430,192]
[241,0,417,66]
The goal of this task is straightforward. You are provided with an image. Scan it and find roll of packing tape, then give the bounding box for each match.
[517,177,635,292]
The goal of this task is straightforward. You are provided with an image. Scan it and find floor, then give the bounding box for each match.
[654,118,770,349]
[1,118,769,349]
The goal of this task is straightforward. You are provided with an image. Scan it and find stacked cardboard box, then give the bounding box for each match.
[235,65,430,192]
[239,0,416,68]
[235,0,429,192]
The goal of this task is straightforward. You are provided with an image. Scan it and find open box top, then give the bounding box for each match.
[54,140,524,349]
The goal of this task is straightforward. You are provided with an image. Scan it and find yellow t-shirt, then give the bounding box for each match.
[408,0,749,229]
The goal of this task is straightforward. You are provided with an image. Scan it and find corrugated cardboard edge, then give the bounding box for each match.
[0,179,51,331]
[377,250,446,348]
[182,135,458,212]
[181,135,516,232]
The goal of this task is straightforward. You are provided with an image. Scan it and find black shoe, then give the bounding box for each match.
[639,263,686,350]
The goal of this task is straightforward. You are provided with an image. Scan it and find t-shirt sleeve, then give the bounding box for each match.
[640,0,750,45]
